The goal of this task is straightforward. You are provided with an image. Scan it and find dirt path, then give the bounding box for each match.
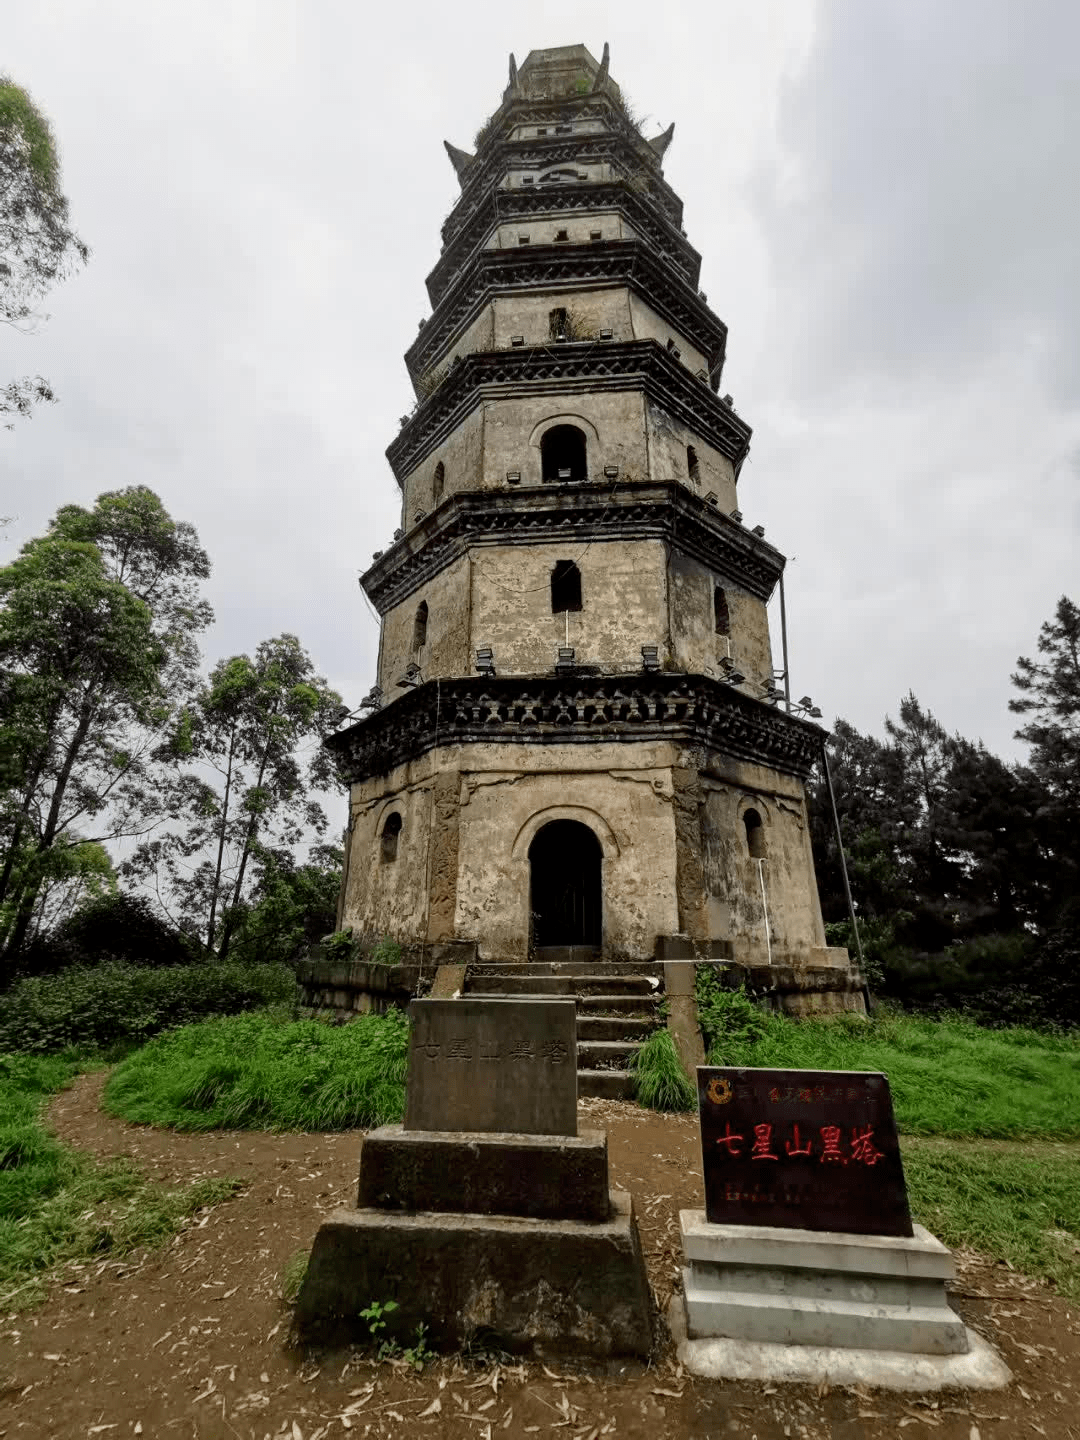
[0,1074,1076,1439]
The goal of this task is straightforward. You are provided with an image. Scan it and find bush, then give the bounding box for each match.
[694,967,775,1062]
[630,1027,696,1112]
[11,892,199,979]
[0,960,295,1054]
[104,1008,409,1131]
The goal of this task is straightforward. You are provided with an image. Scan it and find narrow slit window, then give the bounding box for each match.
[549,307,568,341]
[714,585,730,636]
[432,461,445,502]
[551,560,582,613]
[381,811,402,862]
[743,808,766,859]
[412,600,429,653]
[687,445,700,485]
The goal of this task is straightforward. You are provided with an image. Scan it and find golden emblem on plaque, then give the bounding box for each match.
[706,1077,733,1106]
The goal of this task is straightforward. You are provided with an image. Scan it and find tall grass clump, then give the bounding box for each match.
[694,968,1080,1140]
[631,1028,696,1112]
[104,1008,409,1132]
[0,1054,240,1311]
[0,960,296,1054]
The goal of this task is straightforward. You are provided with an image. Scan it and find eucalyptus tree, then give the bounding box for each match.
[0,489,211,959]
[129,635,345,956]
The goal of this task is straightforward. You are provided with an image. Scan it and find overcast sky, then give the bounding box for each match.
[4,0,1077,767]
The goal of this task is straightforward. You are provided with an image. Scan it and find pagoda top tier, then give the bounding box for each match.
[508,44,622,103]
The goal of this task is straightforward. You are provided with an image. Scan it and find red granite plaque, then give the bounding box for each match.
[697,1067,913,1237]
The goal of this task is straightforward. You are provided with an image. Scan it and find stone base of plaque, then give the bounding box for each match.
[671,1211,1010,1390]
[358,1125,610,1221]
[294,1186,652,1356]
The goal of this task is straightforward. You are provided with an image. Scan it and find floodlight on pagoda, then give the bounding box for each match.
[475,647,496,676]
[640,645,661,672]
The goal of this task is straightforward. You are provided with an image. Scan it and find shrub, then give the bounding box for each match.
[0,961,295,1054]
[104,1008,409,1131]
[630,1028,696,1112]
[10,892,199,979]
[694,967,774,1062]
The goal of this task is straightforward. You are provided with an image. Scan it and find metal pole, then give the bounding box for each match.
[821,740,869,1003]
[779,571,791,713]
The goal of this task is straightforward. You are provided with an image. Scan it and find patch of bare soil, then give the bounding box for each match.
[0,1077,1076,1438]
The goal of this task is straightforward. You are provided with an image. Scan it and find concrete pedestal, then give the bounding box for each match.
[294,1185,652,1355]
[674,1210,1011,1390]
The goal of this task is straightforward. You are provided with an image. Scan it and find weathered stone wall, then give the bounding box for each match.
[646,399,738,507]
[697,754,830,964]
[627,292,708,374]
[490,211,634,249]
[340,738,682,958]
[376,552,471,696]
[399,408,484,520]
[667,550,773,689]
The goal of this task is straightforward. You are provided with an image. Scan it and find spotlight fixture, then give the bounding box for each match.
[399,415,410,428]
[372,550,383,560]
[555,646,576,671]
[557,468,572,480]
[722,394,734,407]
[640,645,661,672]
[730,509,743,523]
[359,686,383,711]
[393,527,404,540]
[396,664,422,689]
[506,470,521,484]
[798,696,814,708]
[475,647,496,676]
[751,524,765,537]
[414,510,426,523]
[599,327,613,339]
[704,491,718,506]
[511,335,525,346]
[603,464,619,478]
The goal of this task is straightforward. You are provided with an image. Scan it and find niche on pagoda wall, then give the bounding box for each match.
[376,556,472,697]
[482,391,647,485]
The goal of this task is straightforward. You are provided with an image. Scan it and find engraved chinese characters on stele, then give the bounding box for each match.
[405,999,577,1137]
[697,1067,913,1237]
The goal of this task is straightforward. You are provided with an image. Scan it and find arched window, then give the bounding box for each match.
[714,585,730,636]
[412,600,428,653]
[541,424,587,482]
[687,445,700,485]
[381,811,402,862]
[743,808,766,859]
[432,461,445,503]
[551,560,582,613]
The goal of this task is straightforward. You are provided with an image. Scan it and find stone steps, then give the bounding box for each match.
[462,961,663,1099]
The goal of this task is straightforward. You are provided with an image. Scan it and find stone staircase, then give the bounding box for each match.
[463,950,665,1099]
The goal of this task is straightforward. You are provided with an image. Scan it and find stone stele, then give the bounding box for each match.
[404,998,577,1135]
[293,997,653,1355]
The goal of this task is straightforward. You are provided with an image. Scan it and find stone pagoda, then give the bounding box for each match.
[327,43,863,1016]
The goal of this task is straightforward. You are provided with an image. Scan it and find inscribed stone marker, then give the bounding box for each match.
[406,999,577,1136]
[697,1066,912,1237]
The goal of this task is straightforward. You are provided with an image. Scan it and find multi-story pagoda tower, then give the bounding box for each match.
[329,44,862,1012]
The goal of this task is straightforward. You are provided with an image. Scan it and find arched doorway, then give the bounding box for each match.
[529,819,602,949]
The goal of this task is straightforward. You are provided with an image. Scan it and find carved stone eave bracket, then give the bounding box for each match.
[387,340,752,483]
[406,238,726,385]
[426,182,702,308]
[361,481,785,614]
[326,672,826,786]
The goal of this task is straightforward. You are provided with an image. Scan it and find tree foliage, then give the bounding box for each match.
[0,75,89,424]
[0,489,211,961]
[128,636,345,956]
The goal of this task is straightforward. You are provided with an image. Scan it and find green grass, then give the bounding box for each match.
[103,1006,409,1131]
[630,1027,697,1112]
[904,1140,1080,1301]
[703,1003,1080,1140]
[0,1052,242,1311]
